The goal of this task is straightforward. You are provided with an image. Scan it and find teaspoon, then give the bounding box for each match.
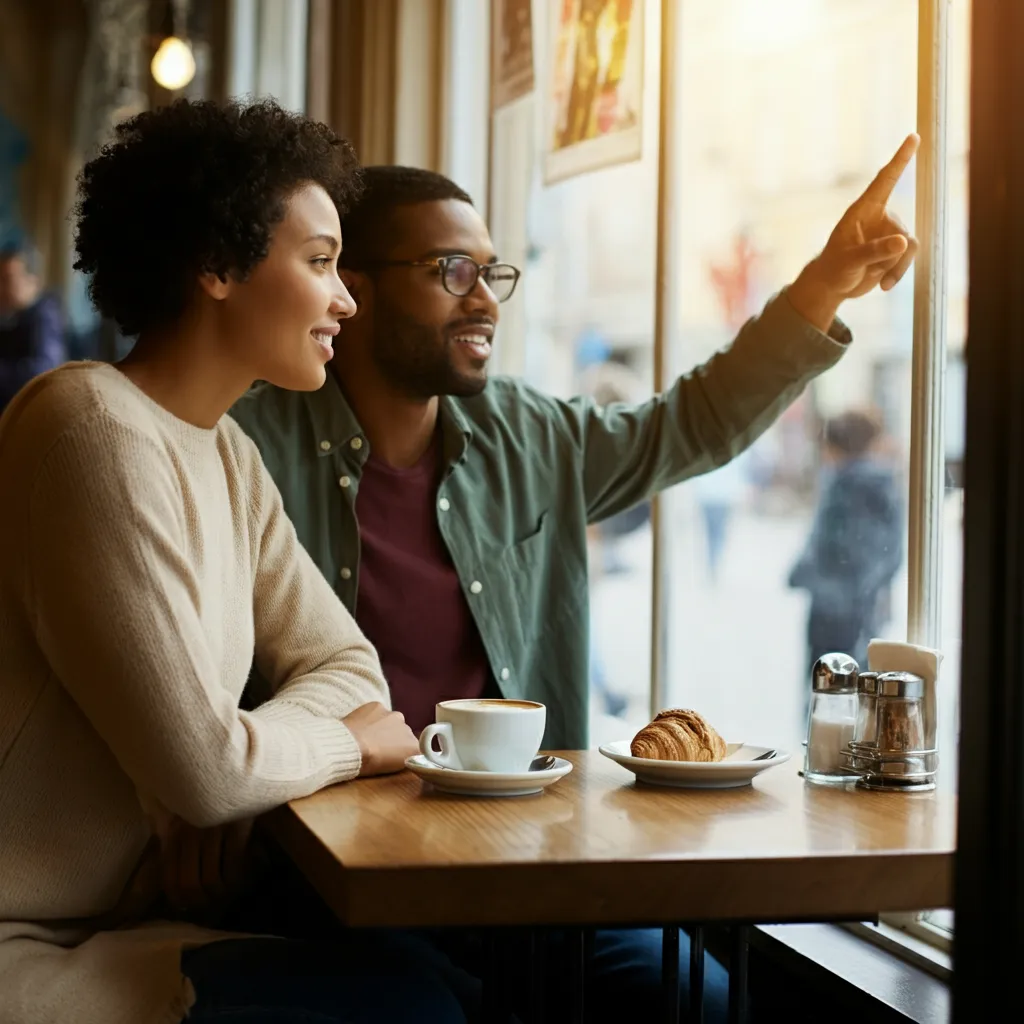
[433,755,557,772]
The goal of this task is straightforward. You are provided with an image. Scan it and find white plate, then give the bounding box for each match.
[599,741,791,789]
[405,754,574,797]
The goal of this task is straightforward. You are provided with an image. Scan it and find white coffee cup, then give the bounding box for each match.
[419,698,547,773]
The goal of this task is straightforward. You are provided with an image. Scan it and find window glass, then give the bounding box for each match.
[664,0,920,756]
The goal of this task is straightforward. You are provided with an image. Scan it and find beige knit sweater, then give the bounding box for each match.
[0,363,391,1024]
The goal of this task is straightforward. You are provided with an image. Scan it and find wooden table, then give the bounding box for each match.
[267,751,955,1022]
[269,750,954,927]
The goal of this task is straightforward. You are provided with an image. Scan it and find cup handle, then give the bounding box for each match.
[420,722,460,769]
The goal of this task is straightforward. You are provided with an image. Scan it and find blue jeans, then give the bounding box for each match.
[426,926,729,1023]
[181,935,467,1023]
[572,928,729,1024]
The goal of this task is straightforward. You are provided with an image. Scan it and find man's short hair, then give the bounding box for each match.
[340,166,473,269]
[824,409,883,458]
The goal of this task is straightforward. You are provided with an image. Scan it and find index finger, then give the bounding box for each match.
[862,133,920,204]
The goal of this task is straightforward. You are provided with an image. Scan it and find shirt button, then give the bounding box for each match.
[438,497,450,511]
[339,475,351,488]
[350,437,363,451]
[500,667,510,681]
[319,440,331,451]
[340,567,352,580]
[469,580,483,595]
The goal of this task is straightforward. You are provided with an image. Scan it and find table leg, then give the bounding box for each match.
[528,928,545,1024]
[567,926,593,1023]
[662,925,680,1024]
[689,925,705,1024]
[482,929,514,1024]
[727,925,750,1024]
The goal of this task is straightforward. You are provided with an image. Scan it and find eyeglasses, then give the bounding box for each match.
[366,254,521,303]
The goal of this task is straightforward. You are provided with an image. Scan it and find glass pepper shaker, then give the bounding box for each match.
[875,672,926,752]
[804,652,859,784]
[852,670,880,748]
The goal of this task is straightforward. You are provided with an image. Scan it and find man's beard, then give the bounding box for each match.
[371,310,489,400]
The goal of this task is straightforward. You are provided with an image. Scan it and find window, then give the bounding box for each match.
[665,0,921,761]
[486,0,966,944]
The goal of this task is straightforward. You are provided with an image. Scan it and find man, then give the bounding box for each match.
[232,142,919,1020]
[0,243,66,411]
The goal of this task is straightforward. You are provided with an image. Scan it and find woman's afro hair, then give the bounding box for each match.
[74,97,362,337]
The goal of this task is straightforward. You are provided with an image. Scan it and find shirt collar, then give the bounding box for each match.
[439,395,474,466]
[305,369,364,454]
[305,370,474,464]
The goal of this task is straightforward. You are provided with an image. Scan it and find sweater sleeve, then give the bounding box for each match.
[27,414,373,828]
[241,425,391,723]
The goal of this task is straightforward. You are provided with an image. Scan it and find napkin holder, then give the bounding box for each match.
[841,640,943,791]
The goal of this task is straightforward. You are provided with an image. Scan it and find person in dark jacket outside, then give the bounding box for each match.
[0,243,66,412]
[789,408,904,679]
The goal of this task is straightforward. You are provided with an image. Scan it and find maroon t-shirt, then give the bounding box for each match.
[354,433,491,734]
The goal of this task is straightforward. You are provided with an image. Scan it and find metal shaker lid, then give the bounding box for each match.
[877,671,925,698]
[858,671,880,695]
[812,652,860,693]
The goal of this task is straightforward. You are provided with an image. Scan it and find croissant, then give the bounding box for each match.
[630,709,727,762]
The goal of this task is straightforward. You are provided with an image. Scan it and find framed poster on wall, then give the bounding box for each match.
[491,0,536,111]
[544,0,644,184]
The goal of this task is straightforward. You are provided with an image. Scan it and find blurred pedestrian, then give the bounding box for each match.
[693,454,748,584]
[0,243,66,412]
[789,409,903,677]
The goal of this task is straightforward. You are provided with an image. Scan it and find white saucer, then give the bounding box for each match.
[599,741,791,789]
[404,754,574,797]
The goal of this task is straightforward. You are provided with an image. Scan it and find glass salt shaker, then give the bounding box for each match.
[803,652,859,784]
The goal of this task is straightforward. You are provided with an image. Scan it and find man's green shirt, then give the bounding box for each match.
[231,292,849,748]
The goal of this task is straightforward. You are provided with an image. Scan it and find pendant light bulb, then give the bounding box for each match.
[151,36,196,91]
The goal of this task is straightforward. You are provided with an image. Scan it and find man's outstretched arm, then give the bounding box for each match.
[571,134,920,523]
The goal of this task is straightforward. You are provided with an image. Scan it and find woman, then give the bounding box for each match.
[0,99,463,1023]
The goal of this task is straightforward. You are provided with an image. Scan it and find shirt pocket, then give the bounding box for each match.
[498,510,551,648]
[503,510,548,562]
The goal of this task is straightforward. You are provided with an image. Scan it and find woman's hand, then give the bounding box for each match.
[156,702,416,914]
[343,702,419,776]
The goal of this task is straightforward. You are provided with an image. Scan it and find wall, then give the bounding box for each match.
[225,0,308,111]
[0,0,88,290]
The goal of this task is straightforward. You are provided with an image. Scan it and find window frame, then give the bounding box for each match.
[872,0,956,944]
[905,0,951,652]
[953,0,1024,1006]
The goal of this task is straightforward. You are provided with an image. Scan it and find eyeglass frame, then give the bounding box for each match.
[358,254,522,303]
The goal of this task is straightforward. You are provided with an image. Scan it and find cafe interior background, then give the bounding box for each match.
[0,0,1019,1019]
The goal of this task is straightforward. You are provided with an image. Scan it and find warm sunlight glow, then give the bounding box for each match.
[736,0,819,51]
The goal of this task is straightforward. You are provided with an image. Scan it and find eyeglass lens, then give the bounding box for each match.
[443,256,519,302]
